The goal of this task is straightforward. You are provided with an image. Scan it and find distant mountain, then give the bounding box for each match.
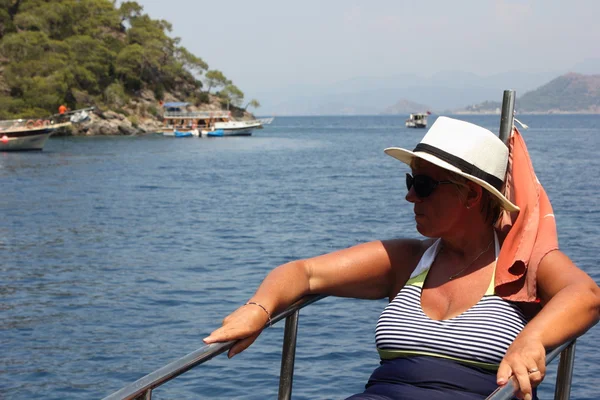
[456,73,600,113]
[255,70,562,115]
[380,99,432,115]
[251,59,599,115]
[518,73,600,113]
[454,100,502,115]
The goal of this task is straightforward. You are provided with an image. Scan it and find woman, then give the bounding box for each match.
[204,117,600,399]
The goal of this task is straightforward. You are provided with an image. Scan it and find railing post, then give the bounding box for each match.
[499,90,516,145]
[133,389,152,400]
[554,340,576,400]
[278,311,300,400]
[486,340,576,400]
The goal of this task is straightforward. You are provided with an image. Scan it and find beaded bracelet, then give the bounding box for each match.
[245,301,272,327]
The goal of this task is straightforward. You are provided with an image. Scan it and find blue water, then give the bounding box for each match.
[2,115,599,399]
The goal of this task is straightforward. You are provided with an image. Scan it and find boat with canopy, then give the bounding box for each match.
[161,102,262,137]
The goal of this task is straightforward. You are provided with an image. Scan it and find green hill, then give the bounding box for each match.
[0,0,253,123]
[518,73,600,113]
[457,73,600,114]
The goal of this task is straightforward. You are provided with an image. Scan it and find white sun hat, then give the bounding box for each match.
[384,116,519,212]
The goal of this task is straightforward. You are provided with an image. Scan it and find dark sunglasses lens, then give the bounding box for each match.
[408,174,437,197]
[405,173,413,191]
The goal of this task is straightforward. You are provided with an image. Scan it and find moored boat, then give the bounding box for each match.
[204,129,225,137]
[161,102,260,137]
[0,108,93,151]
[213,119,261,136]
[405,112,430,129]
[0,122,65,151]
[163,130,194,138]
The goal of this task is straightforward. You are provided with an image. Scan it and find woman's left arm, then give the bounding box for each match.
[497,250,600,399]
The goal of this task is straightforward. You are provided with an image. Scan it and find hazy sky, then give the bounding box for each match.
[134,0,599,101]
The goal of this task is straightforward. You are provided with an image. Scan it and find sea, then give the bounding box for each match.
[2,114,599,400]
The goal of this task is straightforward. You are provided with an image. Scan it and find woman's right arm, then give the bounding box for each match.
[203,238,423,357]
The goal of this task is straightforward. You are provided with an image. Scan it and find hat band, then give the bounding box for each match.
[413,143,504,191]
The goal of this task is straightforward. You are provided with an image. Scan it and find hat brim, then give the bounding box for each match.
[385,147,520,212]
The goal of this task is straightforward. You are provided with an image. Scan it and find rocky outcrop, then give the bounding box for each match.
[56,110,158,136]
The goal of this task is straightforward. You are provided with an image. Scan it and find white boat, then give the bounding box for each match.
[0,109,91,151]
[213,119,262,136]
[0,123,59,151]
[161,102,261,137]
[405,112,430,129]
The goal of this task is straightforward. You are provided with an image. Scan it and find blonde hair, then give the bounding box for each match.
[444,170,502,225]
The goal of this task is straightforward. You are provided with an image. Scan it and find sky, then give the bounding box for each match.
[132,0,600,110]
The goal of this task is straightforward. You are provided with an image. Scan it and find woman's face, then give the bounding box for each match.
[405,161,466,237]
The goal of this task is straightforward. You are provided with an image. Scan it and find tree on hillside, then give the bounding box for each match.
[119,1,143,25]
[0,31,74,113]
[244,99,260,111]
[204,70,229,94]
[176,47,208,76]
[115,43,145,90]
[66,35,115,93]
[0,0,16,39]
[220,84,244,107]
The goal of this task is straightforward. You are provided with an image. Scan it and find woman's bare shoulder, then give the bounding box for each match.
[381,237,435,298]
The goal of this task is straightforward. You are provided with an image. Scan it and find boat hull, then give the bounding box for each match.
[213,120,261,136]
[405,122,427,128]
[164,128,253,137]
[0,129,54,151]
[212,129,252,136]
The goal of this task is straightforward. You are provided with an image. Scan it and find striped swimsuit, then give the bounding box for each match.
[376,235,528,369]
[346,236,532,399]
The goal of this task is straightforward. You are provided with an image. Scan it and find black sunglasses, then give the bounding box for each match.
[406,173,453,198]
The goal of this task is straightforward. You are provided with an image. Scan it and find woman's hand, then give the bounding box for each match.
[203,303,271,358]
[497,336,546,400]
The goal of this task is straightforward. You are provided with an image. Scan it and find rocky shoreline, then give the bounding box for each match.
[61,109,162,137]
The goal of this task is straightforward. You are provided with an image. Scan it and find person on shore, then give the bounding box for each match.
[203,117,600,400]
[58,104,67,114]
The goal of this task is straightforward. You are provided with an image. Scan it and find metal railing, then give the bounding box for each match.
[487,339,576,400]
[0,107,94,132]
[103,293,576,400]
[102,295,326,400]
[163,111,230,118]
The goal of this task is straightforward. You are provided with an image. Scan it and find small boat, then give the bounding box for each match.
[204,129,225,137]
[405,112,430,129]
[0,108,92,151]
[213,119,261,136]
[163,130,194,138]
[161,102,260,137]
